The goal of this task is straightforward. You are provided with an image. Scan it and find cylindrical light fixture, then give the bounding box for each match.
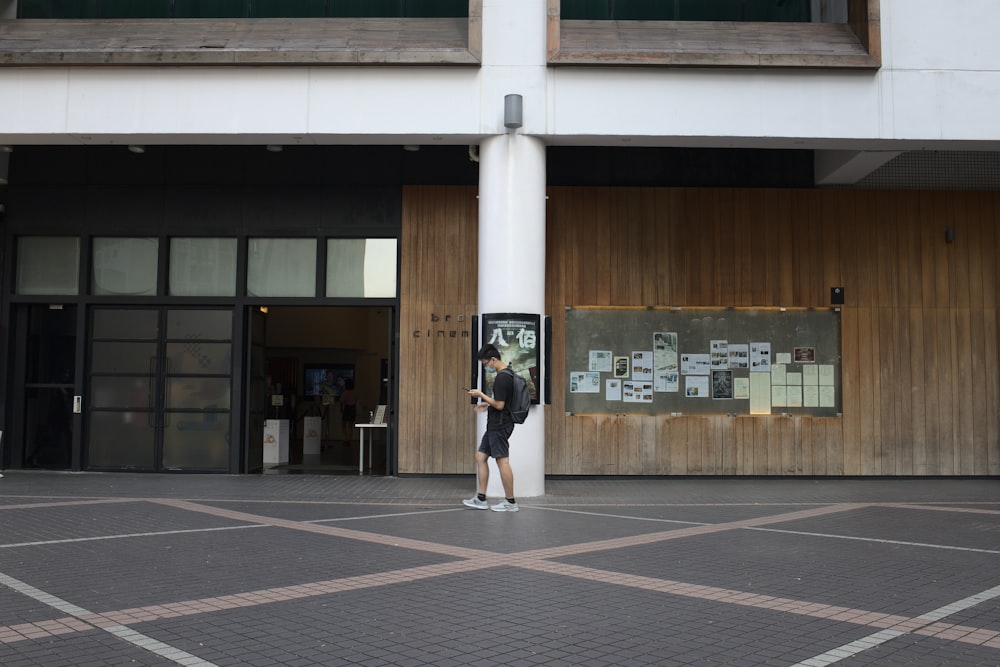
[504,94,523,129]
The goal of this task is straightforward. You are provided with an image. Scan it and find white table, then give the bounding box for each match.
[355,422,387,475]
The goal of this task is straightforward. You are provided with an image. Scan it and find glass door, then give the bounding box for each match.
[88,307,233,471]
[17,305,77,469]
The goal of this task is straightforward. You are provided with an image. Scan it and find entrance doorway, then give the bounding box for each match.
[254,305,394,475]
[11,305,77,469]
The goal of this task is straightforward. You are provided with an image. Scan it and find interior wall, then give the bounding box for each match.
[398,185,1000,476]
[264,306,389,423]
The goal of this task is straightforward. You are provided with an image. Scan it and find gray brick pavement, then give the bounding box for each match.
[0,472,997,666]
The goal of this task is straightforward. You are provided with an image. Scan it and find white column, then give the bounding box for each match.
[478,133,546,498]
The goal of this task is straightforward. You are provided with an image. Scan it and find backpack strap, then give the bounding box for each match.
[499,367,515,422]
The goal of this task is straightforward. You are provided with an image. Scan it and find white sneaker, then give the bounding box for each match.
[490,500,519,512]
[462,496,489,509]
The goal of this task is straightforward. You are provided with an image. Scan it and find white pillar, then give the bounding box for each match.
[478,132,546,498]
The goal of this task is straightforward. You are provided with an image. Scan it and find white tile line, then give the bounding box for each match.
[791,583,1000,666]
[746,527,1000,555]
[0,524,268,549]
[0,572,219,666]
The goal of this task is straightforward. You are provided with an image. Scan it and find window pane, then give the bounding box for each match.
[328,0,403,17]
[91,377,156,410]
[16,237,80,295]
[98,0,172,18]
[166,377,231,409]
[326,238,397,298]
[163,417,230,470]
[169,238,237,296]
[247,238,316,297]
[91,342,157,374]
[166,309,233,340]
[166,343,232,375]
[92,309,159,340]
[173,0,248,18]
[253,0,327,17]
[88,411,155,469]
[92,238,159,296]
[18,0,91,18]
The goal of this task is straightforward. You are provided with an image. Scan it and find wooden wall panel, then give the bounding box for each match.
[397,186,479,475]
[399,186,1000,476]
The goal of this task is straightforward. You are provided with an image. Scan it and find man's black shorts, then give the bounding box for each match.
[478,423,514,459]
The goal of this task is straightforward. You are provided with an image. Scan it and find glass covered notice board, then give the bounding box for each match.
[565,307,841,417]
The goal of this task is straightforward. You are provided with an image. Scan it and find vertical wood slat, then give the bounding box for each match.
[397,186,478,475]
[400,186,1000,477]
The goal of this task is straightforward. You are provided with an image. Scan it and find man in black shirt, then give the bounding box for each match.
[463,344,518,512]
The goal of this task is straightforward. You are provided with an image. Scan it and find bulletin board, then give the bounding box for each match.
[565,307,841,417]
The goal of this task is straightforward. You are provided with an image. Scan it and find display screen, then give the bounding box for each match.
[303,364,354,398]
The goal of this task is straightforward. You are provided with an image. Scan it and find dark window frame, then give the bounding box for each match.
[548,0,881,69]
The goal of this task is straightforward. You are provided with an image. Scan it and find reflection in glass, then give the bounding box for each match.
[166,377,231,409]
[17,237,80,295]
[93,309,158,340]
[92,237,159,296]
[163,417,229,470]
[166,343,232,375]
[91,377,157,409]
[91,342,157,374]
[169,238,237,296]
[247,238,316,297]
[166,309,232,340]
[326,238,397,298]
[88,411,155,469]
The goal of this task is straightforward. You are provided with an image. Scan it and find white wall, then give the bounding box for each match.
[1,0,999,150]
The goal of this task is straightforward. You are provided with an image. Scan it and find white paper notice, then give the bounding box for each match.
[685,375,710,398]
[776,352,792,365]
[819,365,835,386]
[750,372,771,414]
[803,385,819,407]
[786,385,803,407]
[771,364,787,386]
[606,379,622,401]
[653,332,679,377]
[569,372,601,393]
[632,351,654,381]
[734,377,750,400]
[624,381,653,403]
[655,371,679,393]
[711,340,729,369]
[803,365,819,385]
[772,385,787,408]
[728,344,749,369]
[820,385,836,407]
[589,350,613,373]
[750,342,771,371]
[680,354,711,375]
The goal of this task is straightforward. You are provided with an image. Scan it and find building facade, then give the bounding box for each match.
[1,0,998,484]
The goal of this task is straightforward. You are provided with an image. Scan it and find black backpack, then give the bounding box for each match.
[500,367,531,424]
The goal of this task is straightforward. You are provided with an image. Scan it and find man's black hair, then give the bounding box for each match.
[478,344,501,361]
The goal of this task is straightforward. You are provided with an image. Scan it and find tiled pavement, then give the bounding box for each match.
[0,472,998,666]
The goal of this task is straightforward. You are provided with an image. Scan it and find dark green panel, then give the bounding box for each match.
[678,0,744,21]
[561,0,610,20]
[328,0,402,17]
[18,0,96,18]
[744,0,810,22]
[173,0,249,18]
[97,0,171,18]
[611,0,676,20]
[252,0,327,17]
[404,0,467,17]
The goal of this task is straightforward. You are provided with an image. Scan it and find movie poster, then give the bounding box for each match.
[481,313,541,403]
